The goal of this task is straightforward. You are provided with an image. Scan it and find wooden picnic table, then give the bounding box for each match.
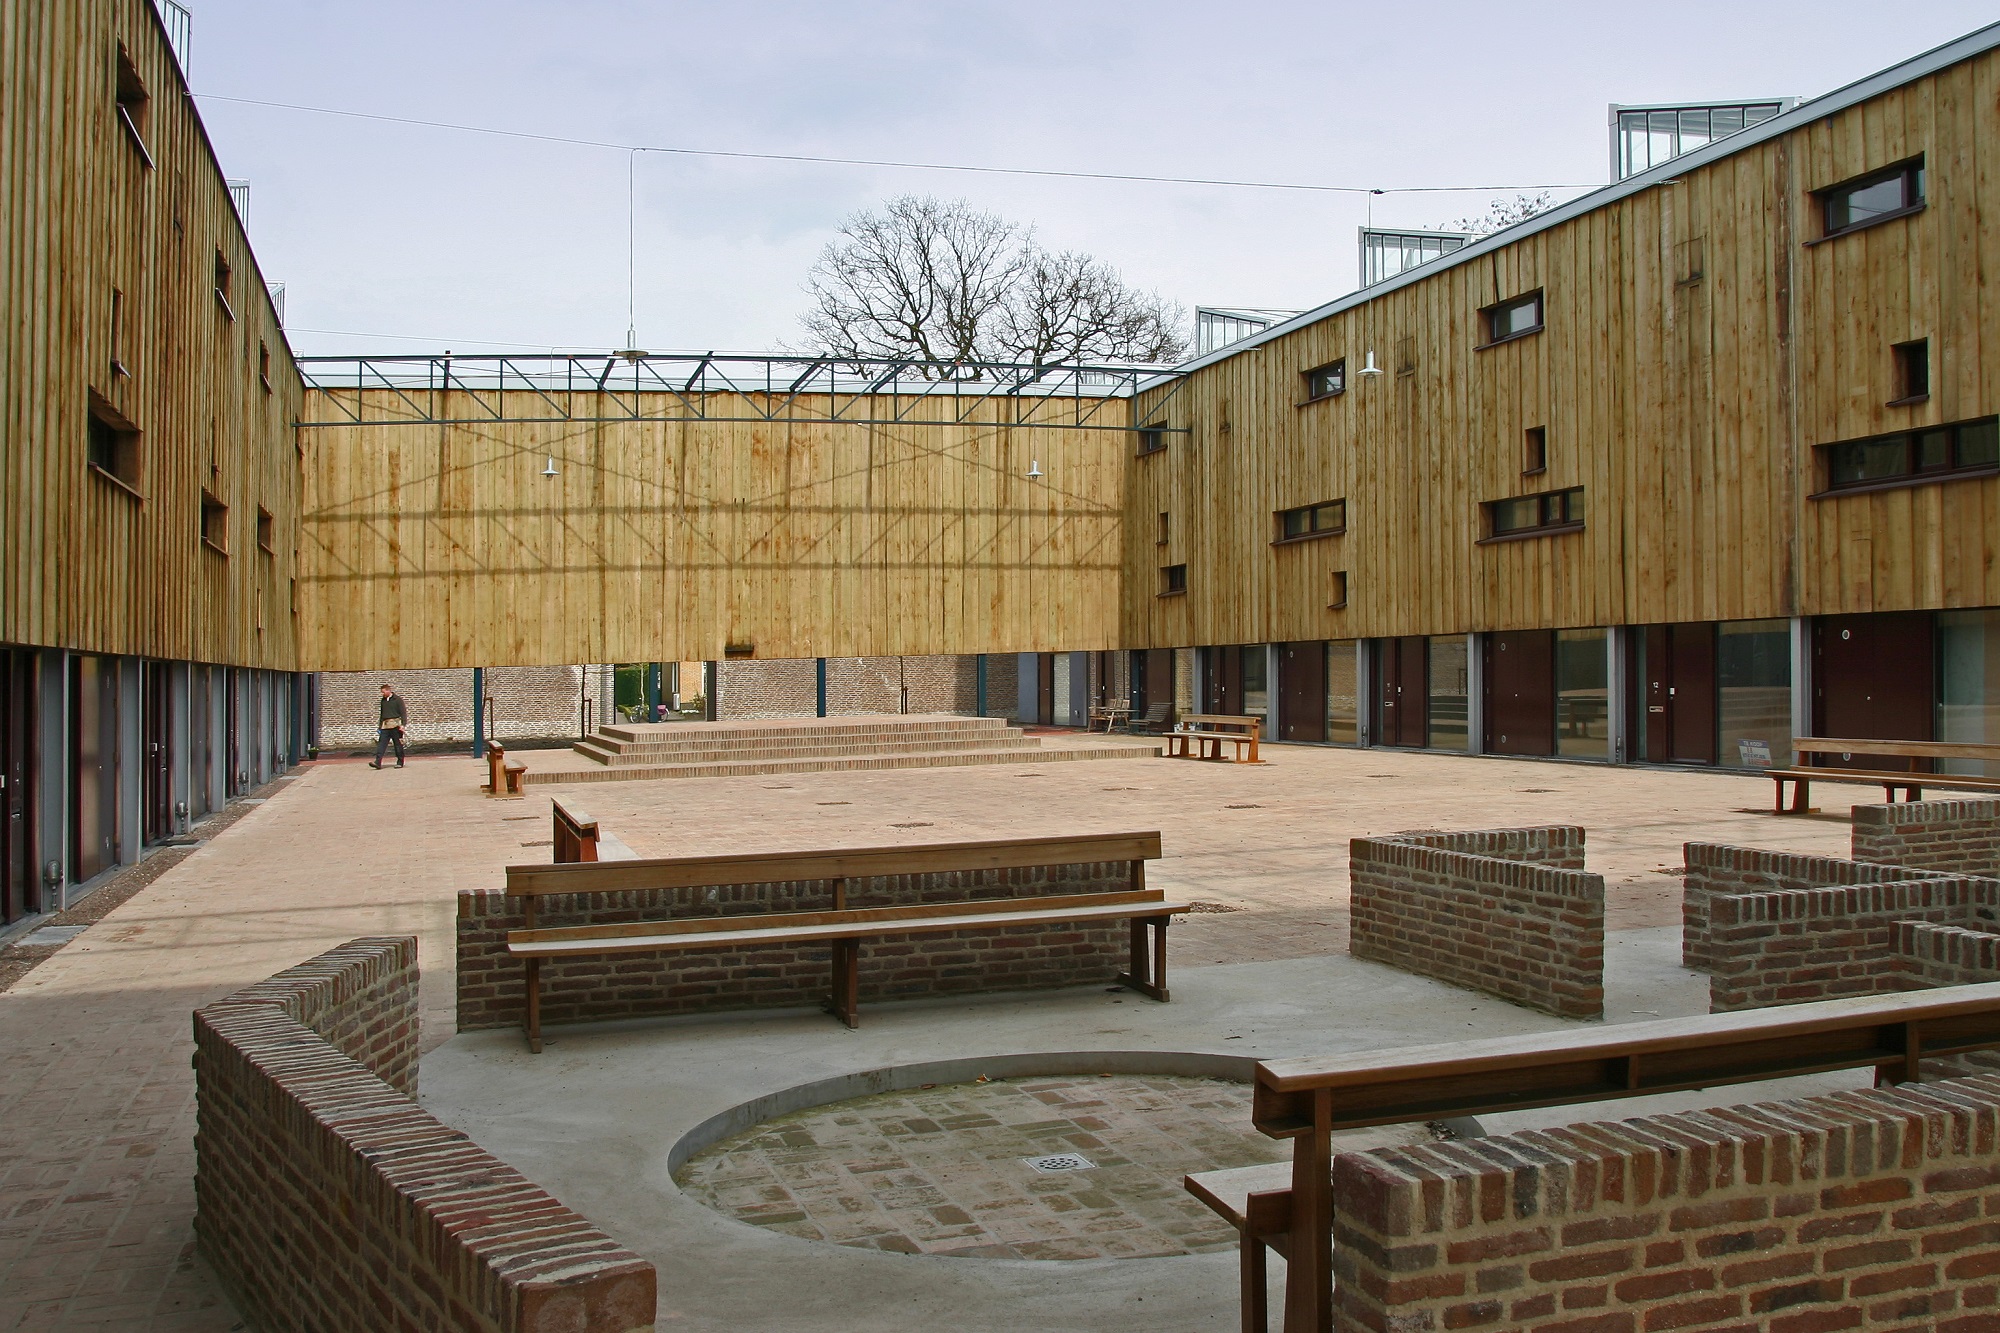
[1769,736,2000,813]
[1166,713,1262,763]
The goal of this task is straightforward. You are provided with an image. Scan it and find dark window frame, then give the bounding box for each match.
[1811,156,1926,242]
[1890,338,1930,406]
[256,506,276,554]
[1813,416,2000,498]
[1480,485,1585,543]
[1328,570,1349,609]
[1135,427,1167,456]
[1300,359,1346,404]
[258,340,273,394]
[86,391,144,500]
[114,44,154,169]
[1159,563,1187,597]
[1156,512,1169,546]
[1523,425,1548,476]
[1479,289,1545,348]
[199,490,229,555]
[1273,499,1348,545]
[214,249,236,322]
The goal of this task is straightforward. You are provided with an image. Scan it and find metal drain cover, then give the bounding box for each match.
[1024,1153,1095,1174]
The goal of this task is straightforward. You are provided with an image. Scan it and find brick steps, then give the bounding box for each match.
[570,713,1046,769]
[573,732,1043,766]
[524,741,1153,787]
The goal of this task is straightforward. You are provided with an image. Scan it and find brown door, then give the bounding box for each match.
[1036,654,1055,725]
[1642,624,1719,765]
[1205,646,1244,714]
[1378,638,1428,747]
[1,649,36,923]
[70,656,117,883]
[190,666,212,819]
[1814,612,1934,770]
[1134,648,1172,717]
[1484,630,1556,755]
[143,661,171,844]
[1279,641,1327,741]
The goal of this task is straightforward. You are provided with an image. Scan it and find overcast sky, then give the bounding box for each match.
[186,2,1998,361]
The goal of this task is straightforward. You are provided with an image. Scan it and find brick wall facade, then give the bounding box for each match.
[321,665,607,748]
[1349,826,1604,1020]
[1853,797,2000,877]
[1330,1072,2000,1333]
[1707,876,2000,1012]
[193,937,655,1332]
[1899,921,2000,988]
[457,861,1137,1032]
[1683,844,1939,974]
[711,655,1017,720]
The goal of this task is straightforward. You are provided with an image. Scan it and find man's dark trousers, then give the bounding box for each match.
[375,728,405,766]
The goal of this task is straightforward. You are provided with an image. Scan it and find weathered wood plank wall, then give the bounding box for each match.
[296,393,1128,669]
[1126,46,2000,650]
[0,0,301,668]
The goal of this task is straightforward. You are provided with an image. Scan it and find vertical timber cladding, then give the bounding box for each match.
[297,391,1131,670]
[1124,43,2000,652]
[0,0,303,667]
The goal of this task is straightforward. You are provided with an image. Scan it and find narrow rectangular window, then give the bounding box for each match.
[1524,426,1547,474]
[1156,512,1169,545]
[1302,359,1345,402]
[86,392,142,495]
[1485,486,1584,540]
[1329,570,1349,609]
[200,492,229,553]
[109,289,127,379]
[1892,339,1929,404]
[214,250,235,321]
[1276,499,1347,542]
[1159,563,1187,596]
[115,45,153,167]
[1136,427,1166,455]
[1820,417,2000,493]
[1816,158,1925,239]
[258,340,272,393]
[1481,290,1544,346]
[256,506,275,553]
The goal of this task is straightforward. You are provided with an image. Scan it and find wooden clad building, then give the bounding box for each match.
[1,0,306,923]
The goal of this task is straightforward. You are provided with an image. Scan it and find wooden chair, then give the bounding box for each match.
[483,742,527,797]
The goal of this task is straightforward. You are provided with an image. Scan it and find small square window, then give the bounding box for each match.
[1524,426,1548,475]
[1892,339,1929,404]
[256,506,275,553]
[86,392,142,495]
[214,250,235,321]
[1156,512,1169,546]
[1159,563,1187,596]
[1329,570,1349,609]
[1818,158,1924,238]
[1136,427,1167,455]
[200,491,229,554]
[1302,359,1345,402]
[1482,291,1544,346]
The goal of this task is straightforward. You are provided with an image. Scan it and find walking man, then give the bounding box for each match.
[370,683,407,769]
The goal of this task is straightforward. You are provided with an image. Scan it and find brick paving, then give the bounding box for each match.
[677,1074,1422,1260]
[0,740,1860,1330]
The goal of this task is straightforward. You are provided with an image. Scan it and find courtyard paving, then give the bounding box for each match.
[0,738,1865,1330]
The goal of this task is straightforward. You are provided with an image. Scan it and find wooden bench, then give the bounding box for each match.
[501,831,1178,1052]
[1191,983,2000,1333]
[1769,736,2000,813]
[550,797,638,863]
[1166,713,1262,763]
[1088,699,1133,732]
[1128,702,1173,734]
[483,742,527,798]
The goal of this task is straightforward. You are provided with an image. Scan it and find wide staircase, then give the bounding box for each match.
[544,713,1155,785]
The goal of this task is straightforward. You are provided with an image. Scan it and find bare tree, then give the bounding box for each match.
[1450,191,1557,237]
[803,195,1188,369]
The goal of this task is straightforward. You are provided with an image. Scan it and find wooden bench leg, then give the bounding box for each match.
[524,956,543,1054]
[828,938,861,1029]
[1773,776,1786,816]
[1118,917,1171,1002]
[1241,1228,1268,1333]
[1791,777,1810,815]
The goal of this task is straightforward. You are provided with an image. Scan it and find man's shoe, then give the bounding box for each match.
[396,762,404,768]
[368,761,381,769]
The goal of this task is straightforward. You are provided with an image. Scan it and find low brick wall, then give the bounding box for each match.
[194,937,655,1332]
[1349,826,1603,1020]
[1901,920,2000,988]
[1853,796,2000,877]
[1707,876,2000,1012]
[1682,843,1941,973]
[458,862,1136,1032]
[1331,1072,2000,1333]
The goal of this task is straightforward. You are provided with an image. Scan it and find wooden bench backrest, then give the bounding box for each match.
[1179,714,1261,734]
[550,797,601,864]
[1794,735,2000,762]
[504,829,1164,897]
[1253,981,2000,1136]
